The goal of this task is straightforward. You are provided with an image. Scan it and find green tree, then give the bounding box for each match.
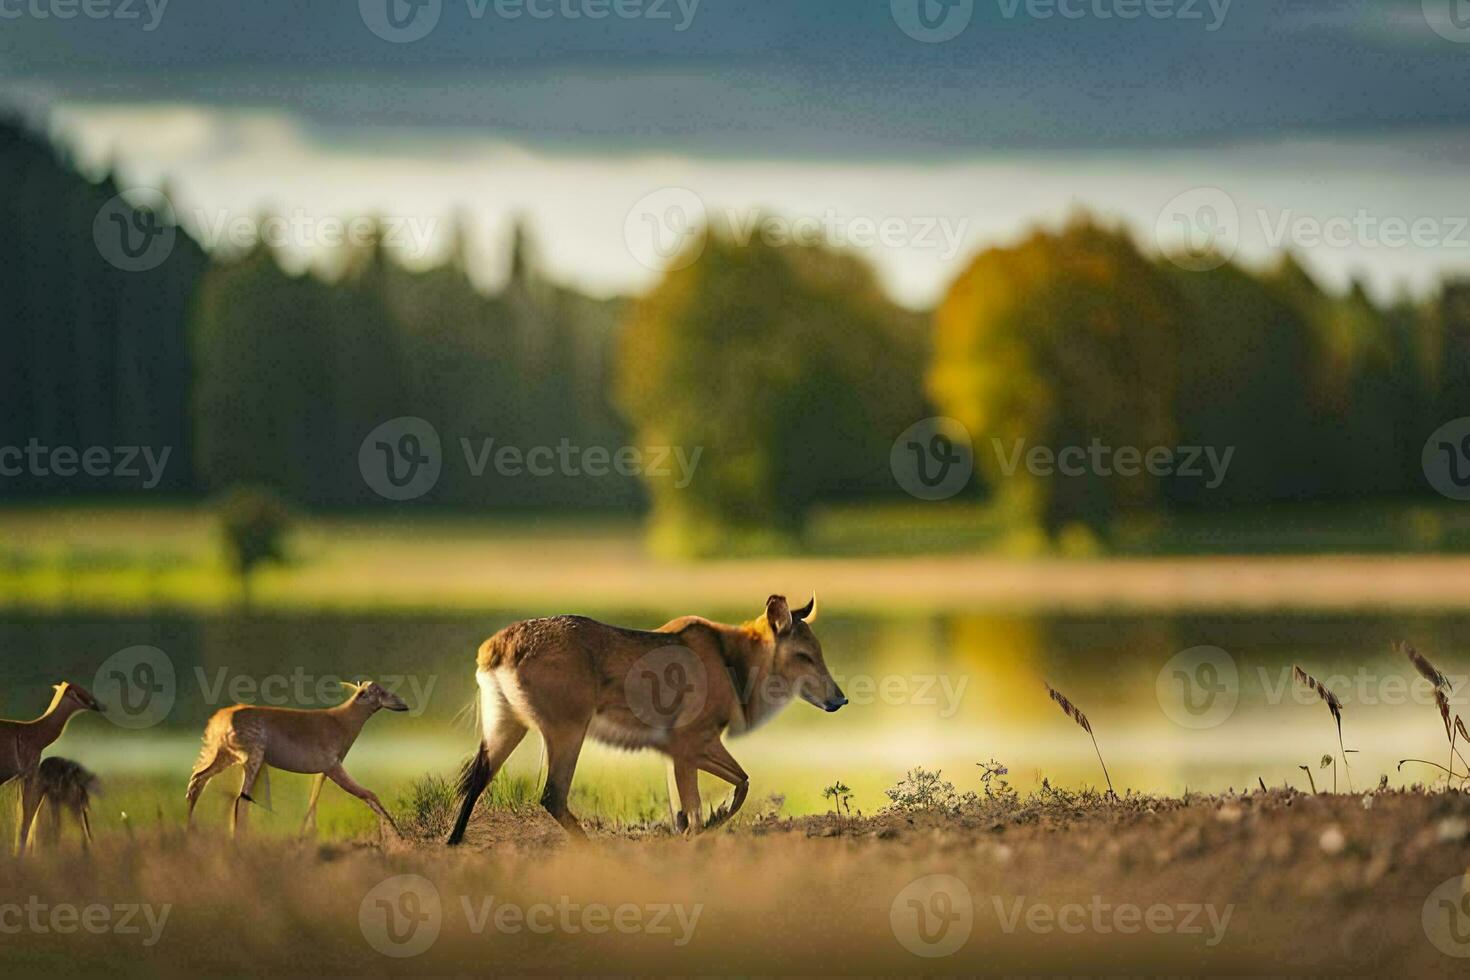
[616,228,925,554]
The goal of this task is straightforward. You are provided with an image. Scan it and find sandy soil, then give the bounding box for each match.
[5,787,1469,976]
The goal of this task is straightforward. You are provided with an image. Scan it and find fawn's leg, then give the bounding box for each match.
[186,749,235,830]
[231,748,265,839]
[16,770,42,856]
[299,773,327,838]
[698,741,749,832]
[325,765,400,839]
[78,806,94,849]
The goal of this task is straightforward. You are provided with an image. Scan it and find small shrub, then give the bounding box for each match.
[883,767,969,814]
[395,774,457,839]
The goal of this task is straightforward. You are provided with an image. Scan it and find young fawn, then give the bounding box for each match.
[185,681,409,838]
[1,682,105,854]
[448,594,846,844]
[28,757,101,849]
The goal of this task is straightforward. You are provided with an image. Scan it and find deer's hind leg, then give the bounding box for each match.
[230,746,266,838]
[325,765,400,840]
[539,721,590,839]
[78,806,93,848]
[186,748,237,829]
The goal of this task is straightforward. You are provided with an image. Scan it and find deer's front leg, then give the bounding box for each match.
[672,758,702,836]
[698,741,749,832]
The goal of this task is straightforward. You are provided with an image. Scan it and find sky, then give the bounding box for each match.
[3,0,1470,306]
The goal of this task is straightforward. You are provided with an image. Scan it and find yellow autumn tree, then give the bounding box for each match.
[928,216,1185,536]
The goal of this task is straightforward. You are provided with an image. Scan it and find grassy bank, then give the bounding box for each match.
[6,501,1470,615]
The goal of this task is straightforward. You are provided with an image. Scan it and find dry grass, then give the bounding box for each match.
[2,786,1469,975]
[1044,682,1114,797]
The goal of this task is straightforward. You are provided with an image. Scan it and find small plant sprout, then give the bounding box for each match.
[822,780,853,818]
[1044,683,1114,798]
[1298,765,1318,794]
[1293,666,1351,792]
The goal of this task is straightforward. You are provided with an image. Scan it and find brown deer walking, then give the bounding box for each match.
[447,594,846,844]
[28,757,101,850]
[1,682,105,854]
[185,681,408,838]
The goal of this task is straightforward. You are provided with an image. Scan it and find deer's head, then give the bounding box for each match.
[344,680,409,713]
[764,594,847,713]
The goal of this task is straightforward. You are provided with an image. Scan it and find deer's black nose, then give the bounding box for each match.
[823,696,848,712]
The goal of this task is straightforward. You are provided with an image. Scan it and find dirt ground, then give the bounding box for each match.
[4,787,1470,976]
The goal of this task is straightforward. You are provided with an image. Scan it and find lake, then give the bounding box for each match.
[3,608,1466,837]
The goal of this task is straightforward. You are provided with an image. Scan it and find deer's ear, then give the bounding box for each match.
[792,593,816,624]
[340,680,364,694]
[765,595,792,636]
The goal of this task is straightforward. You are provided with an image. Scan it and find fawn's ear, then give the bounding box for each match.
[765,595,792,636]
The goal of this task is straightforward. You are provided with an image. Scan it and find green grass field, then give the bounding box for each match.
[4,499,1470,616]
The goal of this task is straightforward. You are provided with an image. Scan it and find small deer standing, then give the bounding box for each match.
[185,681,408,838]
[0,682,105,854]
[29,757,101,849]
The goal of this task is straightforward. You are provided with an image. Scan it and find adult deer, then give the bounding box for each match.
[448,594,846,844]
[0,682,105,854]
[185,680,408,838]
